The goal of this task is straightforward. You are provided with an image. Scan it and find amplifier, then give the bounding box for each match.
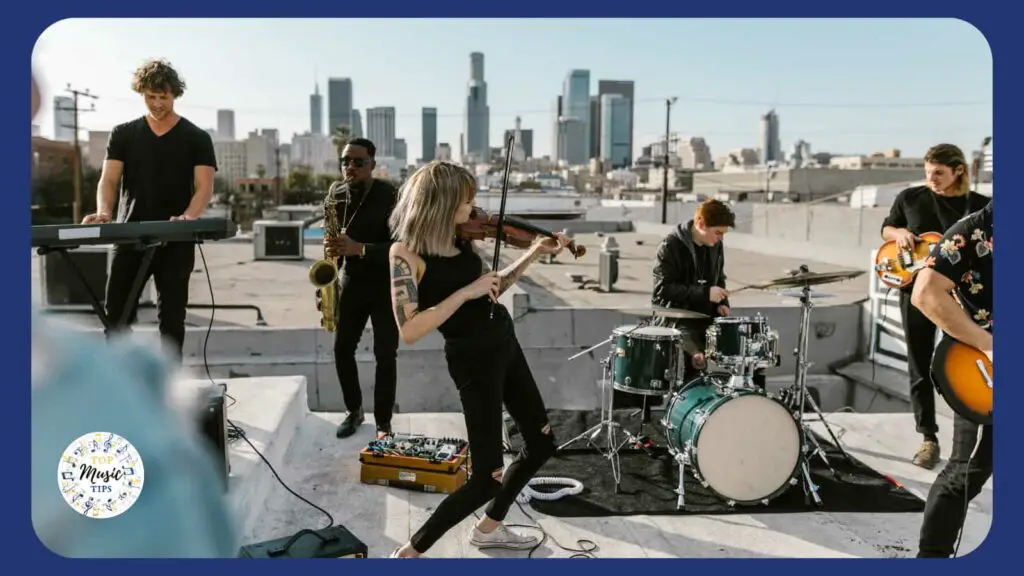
[197,384,230,491]
[238,524,367,558]
[253,220,305,261]
[38,245,156,309]
[359,433,469,494]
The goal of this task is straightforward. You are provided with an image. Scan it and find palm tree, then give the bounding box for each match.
[332,125,353,156]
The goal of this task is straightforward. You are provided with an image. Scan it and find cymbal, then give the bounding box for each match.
[622,306,710,320]
[753,269,865,289]
[779,289,836,299]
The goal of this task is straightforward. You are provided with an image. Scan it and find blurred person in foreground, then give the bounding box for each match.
[31,70,238,558]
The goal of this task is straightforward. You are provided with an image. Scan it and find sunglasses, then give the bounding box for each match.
[339,156,368,168]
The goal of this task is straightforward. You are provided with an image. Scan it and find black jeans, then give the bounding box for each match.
[409,336,555,554]
[918,415,992,557]
[104,242,195,361]
[333,276,399,427]
[899,290,940,437]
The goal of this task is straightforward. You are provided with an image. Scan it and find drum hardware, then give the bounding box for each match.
[557,350,659,493]
[662,372,804,510]
[771,265,857,504]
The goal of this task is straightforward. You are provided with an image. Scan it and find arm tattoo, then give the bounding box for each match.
[497,253,536,294]
[391,255,419,327]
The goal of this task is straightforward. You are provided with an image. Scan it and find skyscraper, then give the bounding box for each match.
[327,78,353,136]
[759,109,781,165]
[422,107,437,162]
[366,107,396,157]
[597,80,635,166]
[562,69,591,165]
[463,52,490,163]
[310,82,323,135]
[600,94,630,169]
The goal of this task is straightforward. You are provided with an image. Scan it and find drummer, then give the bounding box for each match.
[651,198,767,389]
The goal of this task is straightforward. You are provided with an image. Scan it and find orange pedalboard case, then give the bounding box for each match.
[358,434,470,494]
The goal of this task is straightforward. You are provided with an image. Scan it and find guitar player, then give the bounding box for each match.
[910,201,992,558]
[880,143,990,469]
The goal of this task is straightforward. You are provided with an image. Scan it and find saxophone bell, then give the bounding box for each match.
[310,181,350,333]
[309,258,338,287]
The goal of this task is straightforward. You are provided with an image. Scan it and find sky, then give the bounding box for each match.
[31,18,993,162]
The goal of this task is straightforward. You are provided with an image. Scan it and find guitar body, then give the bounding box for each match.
[930,335,992,425]
[874,231,944,289]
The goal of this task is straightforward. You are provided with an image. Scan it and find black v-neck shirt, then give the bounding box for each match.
[106,116,218,222]
[881,185,991,238]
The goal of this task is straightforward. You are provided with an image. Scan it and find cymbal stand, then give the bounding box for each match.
[558,348,647,494]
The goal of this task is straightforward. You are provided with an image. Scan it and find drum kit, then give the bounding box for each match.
[560,265,863,510]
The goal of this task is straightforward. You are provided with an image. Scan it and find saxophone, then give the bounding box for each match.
[309,181,350,332]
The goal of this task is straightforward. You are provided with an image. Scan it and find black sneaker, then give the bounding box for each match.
[376,422,393,439]
[336,409,364,438]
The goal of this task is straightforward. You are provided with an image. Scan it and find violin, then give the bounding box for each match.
[457,206,587,259]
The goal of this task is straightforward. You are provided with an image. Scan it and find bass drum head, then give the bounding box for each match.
[694,393,801,503]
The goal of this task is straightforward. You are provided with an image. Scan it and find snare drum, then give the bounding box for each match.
[663,374,802,505]
[705,315,778,368]
[611,325,683,396]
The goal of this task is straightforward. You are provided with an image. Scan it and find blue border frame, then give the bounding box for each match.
[12,5,1013,571]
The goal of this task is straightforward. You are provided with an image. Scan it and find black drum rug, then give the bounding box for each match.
[504,409,925,518]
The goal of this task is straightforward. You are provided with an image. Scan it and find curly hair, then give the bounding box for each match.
[130,59,186,98]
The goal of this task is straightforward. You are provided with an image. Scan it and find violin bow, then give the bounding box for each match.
[490,134,516,319]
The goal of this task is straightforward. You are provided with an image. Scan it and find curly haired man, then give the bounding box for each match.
[81,59,218,361]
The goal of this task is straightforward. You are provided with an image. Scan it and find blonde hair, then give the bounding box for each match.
[924,143,971,196]
[390,161,477,256]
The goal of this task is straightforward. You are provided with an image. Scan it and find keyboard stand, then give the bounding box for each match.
[37,241,161,331]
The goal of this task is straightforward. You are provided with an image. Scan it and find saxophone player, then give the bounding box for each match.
[324,138,401,440]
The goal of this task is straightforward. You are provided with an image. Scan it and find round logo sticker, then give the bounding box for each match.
[58,432,145,519]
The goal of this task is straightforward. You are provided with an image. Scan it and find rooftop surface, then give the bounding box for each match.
[238,384,991,559]
[31,230,869,331]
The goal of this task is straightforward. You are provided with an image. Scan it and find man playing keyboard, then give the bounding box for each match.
[80,59,217,361]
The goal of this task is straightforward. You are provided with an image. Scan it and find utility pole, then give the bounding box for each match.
[274,145,282,205]
[661,97,678,225]
[60,85,97,223]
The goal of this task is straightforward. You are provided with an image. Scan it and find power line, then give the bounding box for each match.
[91,93,989,122]
[57,85,98,223]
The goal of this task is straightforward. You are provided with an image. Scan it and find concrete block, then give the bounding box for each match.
[512,308,574,348]
[196,327,317,362]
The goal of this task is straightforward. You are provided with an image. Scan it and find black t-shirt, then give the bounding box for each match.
[881,185,991,237]
[924,203,993,332]
[336,178,398,283]
[106,116,217,222]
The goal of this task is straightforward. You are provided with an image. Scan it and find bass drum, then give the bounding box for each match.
[663,374,802,505]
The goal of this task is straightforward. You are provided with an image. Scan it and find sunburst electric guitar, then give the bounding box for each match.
[873,231,943,289]
[931,334,993,425]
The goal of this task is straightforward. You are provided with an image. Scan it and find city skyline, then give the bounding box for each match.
[32,18,992,161]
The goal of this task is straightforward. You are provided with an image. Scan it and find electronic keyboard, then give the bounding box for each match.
[31,218,235,249]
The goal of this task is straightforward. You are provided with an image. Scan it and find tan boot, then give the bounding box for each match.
[913,439,940,469]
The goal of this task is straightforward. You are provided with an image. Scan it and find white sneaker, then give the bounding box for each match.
[469,523,538,550]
